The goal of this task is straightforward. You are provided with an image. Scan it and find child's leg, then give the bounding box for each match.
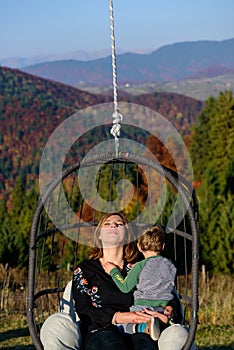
[116,319,160,341]
[144,317,161,341]
[116,323,135,334]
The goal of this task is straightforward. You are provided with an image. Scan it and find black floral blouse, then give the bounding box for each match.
[72,259,134,333]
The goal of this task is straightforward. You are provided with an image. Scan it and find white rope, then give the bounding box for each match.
[109,0,123,157]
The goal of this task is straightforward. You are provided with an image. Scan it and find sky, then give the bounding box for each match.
[1,0,234,59]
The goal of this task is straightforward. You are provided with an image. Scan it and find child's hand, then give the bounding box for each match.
[102,261,117,274]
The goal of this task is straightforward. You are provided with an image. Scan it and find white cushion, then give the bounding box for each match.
[60,280,79,322]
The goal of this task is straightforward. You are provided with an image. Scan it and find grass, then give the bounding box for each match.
[0,273,233,349]
[196,324,234,349]
[0,314,233,349]
[0,314,34,349]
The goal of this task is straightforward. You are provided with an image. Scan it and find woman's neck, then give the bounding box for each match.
[100,247,124,269]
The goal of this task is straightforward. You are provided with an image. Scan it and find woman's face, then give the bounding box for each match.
[98,214,126,247]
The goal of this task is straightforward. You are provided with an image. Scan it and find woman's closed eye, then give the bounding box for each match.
[103,222,124,227]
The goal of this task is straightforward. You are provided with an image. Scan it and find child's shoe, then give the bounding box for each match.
[144,317,161,341]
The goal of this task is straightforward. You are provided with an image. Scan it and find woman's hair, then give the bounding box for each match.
[88,212,138,262]
[137,225,165,252]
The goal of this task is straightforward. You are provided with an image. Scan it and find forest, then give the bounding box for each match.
[0,66,233,275]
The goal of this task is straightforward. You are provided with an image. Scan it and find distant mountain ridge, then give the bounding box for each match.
[19,39,234,87]
[0,48,152,69]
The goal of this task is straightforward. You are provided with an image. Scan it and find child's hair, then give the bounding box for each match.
[137,225,165,252]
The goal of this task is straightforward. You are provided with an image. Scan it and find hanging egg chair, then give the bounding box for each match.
[26,2,199,350]
[27,105,199,350]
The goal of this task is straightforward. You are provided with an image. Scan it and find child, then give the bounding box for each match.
[103,225,177,341]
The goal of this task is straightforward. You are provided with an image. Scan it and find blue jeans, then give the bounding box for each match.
[85,328,156,350]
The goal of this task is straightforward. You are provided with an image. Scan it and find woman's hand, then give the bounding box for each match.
[113,311,152,325]
[142,308,171,324]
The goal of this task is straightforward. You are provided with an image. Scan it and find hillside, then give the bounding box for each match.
[0,66,111,197]
[20,39,234,88]
[75,73,234,102]
[0,66,203,199]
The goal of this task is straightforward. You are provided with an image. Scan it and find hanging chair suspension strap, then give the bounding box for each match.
[109,0,123,157]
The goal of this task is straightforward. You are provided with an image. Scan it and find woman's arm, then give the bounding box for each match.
[112,310,153,325]
[142,307,173,324]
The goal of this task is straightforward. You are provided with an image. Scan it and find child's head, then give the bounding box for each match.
[137,225,165,253]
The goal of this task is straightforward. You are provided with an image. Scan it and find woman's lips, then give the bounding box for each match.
[106,229,118,234]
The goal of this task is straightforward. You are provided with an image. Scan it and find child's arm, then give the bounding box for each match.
[105,261,143,293]
[110,263,142,292]
[102,261,117,274]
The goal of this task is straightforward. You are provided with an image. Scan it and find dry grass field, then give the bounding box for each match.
[0,267,233,349]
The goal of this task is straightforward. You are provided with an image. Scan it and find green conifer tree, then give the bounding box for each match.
[190,91,234,274]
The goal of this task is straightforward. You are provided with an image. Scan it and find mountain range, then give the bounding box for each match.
[0,48,136,69]
[19,39,234,90]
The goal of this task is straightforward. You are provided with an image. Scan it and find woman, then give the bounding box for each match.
[40,213,194,350]
[72,212,188,350]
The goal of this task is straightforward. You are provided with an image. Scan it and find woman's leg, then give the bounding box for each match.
[40,312,82,350]
[85,329,132,350]
[158,324,196,350]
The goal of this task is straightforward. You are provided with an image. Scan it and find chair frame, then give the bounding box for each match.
[27,152,199,350]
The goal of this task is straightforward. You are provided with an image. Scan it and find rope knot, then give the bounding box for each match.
[110,110,123,157]
[110,110,123,138]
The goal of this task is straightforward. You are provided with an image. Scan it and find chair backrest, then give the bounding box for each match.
[27,152,199,350]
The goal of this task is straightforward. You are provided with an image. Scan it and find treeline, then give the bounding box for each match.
[189,91,234,274]
[0,66,233,274]
[1,91,233,274]
[0,177,38,268]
